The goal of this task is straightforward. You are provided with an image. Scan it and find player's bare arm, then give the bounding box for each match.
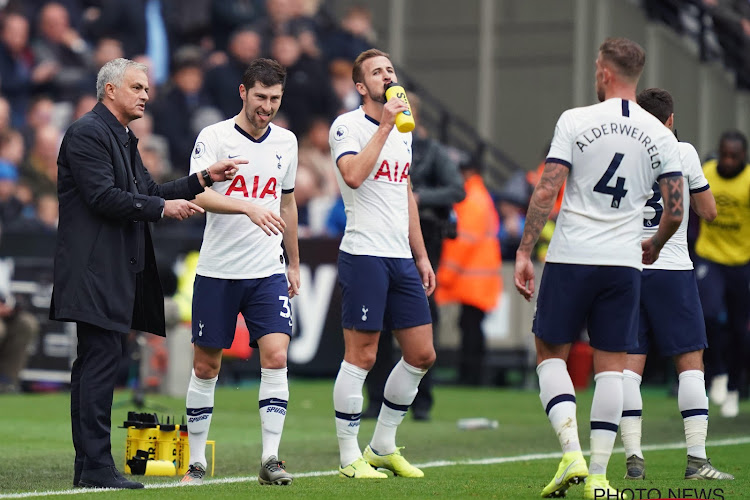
[407,180,435,295]
[514,161,569,301]
[336,99,408,189]
[642,175,684,264]
[194,183,286,236]
[280,192,300,298]
[690,188,717,222]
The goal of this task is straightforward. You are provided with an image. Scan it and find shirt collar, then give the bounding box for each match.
[92,102,131,146]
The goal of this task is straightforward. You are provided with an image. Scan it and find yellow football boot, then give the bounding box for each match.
[363,445,424,478]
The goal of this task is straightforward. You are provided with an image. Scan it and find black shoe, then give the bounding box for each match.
[361,405,380,419]
[412,408,431,421]
[78,466,144,489]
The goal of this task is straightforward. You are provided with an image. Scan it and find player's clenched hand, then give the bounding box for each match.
[207,158,246,182]
[245,204,286,236]
[287,265,300,298]
[163,199,204,220]
[380,97,409,128]
[641,237,661,265]
[514,252,535,302]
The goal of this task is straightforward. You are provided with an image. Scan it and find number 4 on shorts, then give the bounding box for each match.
[593,152,628,208]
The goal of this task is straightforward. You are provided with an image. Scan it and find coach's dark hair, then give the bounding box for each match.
[599,37,645,81]
[719,129,748,152]
[352,48,390,84]
[637,88,673,124]
[242,58,286,91]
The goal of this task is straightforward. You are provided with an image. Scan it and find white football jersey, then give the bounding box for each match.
[643,141,708,270]
[545,98,682,270]
[329,107,412,258]
[190,118,298,279]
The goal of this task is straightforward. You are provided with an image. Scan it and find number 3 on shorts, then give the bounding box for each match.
[278,296,291,318]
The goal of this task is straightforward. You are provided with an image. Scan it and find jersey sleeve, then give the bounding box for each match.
[189,127,219,176]
[329,117,361,164]
[655,133,682,180]
[681,143,709,192]
[282,135,298,192]
[545,110,575,169]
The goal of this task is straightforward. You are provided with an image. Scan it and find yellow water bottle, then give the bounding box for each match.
[384,83,415,133]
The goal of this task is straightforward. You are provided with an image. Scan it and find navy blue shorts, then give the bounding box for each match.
[694,256,750,322]
[192,274,292,349]
[337,251,432,331]
[533,263,640,352]
[630,269,708,356]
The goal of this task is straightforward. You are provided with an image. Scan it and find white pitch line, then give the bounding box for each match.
[2,436,748,499]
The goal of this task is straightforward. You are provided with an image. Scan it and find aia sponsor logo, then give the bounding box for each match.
[373,160,409,183]
[225,174,278,199]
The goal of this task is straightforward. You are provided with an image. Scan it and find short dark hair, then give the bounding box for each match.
[242,58,286,91]
[352,48,390,84]
[599,37,645,81]
[720,130,748,152]
[636,88,673,124]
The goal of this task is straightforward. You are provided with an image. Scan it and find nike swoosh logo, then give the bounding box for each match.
[228,154,240,158]
[340,468,354,478]
[555,459,578,485]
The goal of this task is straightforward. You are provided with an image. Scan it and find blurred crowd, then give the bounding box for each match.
[0,0,534,257]
[643,0,750,88]
[4,1,747,251]
[0,0,382,238]
[0,0,746,397]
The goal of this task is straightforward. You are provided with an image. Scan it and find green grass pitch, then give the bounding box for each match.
[0,380,748,499]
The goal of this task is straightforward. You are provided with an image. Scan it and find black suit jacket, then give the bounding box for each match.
[50,102,204,336]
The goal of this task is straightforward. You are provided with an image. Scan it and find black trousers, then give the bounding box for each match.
[457,305,486,386]
[71,322,127,471]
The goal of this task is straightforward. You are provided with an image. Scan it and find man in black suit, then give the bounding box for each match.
[50,58,241,489]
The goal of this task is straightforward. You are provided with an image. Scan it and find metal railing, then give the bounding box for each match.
[396,69,524,190]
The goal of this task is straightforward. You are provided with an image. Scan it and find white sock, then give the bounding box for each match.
[589,371,623,476]
[537,358,581,454]
[370,358,428,455]
[621,369,644,459]
[186,369,218,468]
[333,360,368,467]
[679,370,708,459]
[259,367,289,463]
